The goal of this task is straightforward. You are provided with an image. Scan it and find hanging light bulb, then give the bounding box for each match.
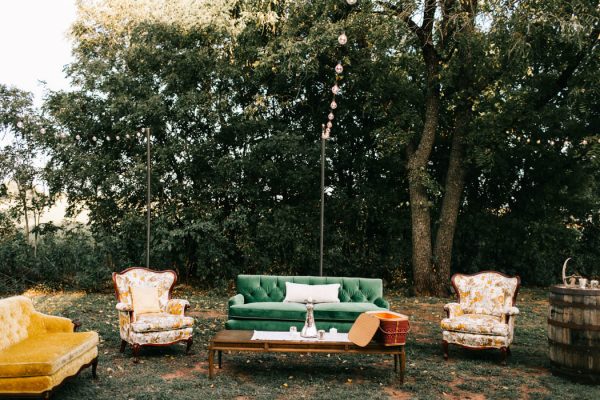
[126,133,131,139]
[17,121,24,128]
[328,112,335,121]
[335,62,343,74]
[331,84,340,95]
[582,139,588,146]
[536,139,541,144]
[330,100,337,109]
[40,128,46,134]
[106,136,111,141]
[92,136,97,142]
[338,33,348,45]
[327,121,333,129]
[137,131,142,138]
[115,135,120,141]
[347,0,357,4]
[75,134,81,140]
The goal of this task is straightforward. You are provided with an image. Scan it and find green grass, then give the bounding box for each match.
[18,287,599,399]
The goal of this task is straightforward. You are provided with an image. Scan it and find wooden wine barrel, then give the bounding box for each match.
[548,285,600,382]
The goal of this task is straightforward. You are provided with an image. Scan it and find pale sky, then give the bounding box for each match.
[0,0,77,106]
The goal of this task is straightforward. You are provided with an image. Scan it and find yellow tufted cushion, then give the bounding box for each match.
[0,346,98,394]
[0,296,35,351]
[0,331,98,378]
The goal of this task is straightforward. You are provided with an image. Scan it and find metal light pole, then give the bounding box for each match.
[319,125,329,277]
[145,127,151,268]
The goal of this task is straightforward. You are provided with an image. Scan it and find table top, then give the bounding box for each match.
[210,330,403,351]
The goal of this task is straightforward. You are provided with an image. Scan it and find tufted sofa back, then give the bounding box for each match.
[112,267,176,311]
[236,275,383,304]
[0,296,35,351]
[453,271,520,316]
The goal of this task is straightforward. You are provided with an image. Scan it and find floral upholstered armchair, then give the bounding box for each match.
[112,267,194,361]
[441,271,520,363]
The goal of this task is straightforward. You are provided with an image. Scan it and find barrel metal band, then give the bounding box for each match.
[549,299,599,310]
[548,338,600,353]
[547,318,600,331]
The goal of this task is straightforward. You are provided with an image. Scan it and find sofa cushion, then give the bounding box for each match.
[229,302,307,321]
[314,302,385,322]
[0,331,99,378]
[131,313,194,333]
[441,314,509,336]
[236,275,383,304]
[283,282,340,304]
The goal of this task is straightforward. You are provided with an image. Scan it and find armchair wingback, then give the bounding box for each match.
[112,267,194,362]
[226,275,389,332]
[441,271,520,363]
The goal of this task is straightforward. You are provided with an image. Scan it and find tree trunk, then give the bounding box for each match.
[407,86,440,296]
[432,110,470,294]
[17,183,30,243]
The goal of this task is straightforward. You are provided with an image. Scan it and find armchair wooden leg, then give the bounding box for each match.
[500,347,508,365]
[132,344,141,363]
[186,337,193,355]
[119,340,127,353]
[442,340,449,360]
[91,357,98,379]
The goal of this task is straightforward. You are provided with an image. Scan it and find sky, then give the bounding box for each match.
[0,0,77,106]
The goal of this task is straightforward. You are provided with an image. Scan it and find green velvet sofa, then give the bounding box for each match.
[225,275,389,332]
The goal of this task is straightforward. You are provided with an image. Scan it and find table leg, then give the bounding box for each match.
[218,350,222,369]
[399,348,406,384]
[208,349,214,379]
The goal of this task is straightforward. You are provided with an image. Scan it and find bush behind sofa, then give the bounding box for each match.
[226,275,389,332]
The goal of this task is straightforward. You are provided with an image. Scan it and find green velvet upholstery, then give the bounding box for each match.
[226,275,389,332]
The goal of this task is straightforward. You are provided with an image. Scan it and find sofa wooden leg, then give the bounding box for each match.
[507,346,512,357]
[500,347,508,365]
[218,350,222,369]
[92,357,98,379]
[132,344,141,363]
[186,337,193,355]
[442,340,449,360]
[119,340,127,353]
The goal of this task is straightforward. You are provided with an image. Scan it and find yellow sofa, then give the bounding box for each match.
[0,296,99,399]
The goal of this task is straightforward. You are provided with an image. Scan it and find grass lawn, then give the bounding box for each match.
[21,287,600,399]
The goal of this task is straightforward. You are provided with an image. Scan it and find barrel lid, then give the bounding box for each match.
[550,285,600,295]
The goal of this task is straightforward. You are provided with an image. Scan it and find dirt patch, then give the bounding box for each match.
[161,361,208,380]
[382,386,413,399]
[189,310,225,319]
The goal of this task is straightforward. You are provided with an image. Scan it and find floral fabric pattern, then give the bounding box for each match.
[441,314,509,336]
[443,272,519,349]
[443,330,508,349]
[129,328,193,345]
[113,268,194,350]
[167,299,189,316]
[131,313,194,333]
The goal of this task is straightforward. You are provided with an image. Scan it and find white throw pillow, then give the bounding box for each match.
[283,282,340,303]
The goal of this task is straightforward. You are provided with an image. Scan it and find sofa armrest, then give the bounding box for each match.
[374,297,389,309]
[34,312,76,333]
[116,302,132,312]
[444,302,464,318]
[167,299,190,315]
[228,294,245,308]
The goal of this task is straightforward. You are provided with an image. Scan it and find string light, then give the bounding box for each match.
[75,134,81,140]
[40,128,46,134]
[328,112,335,121]
[347,0,357,4]
[331,84,340,95]
[330,100,337,109]
[92,136,97,142]
[327,121,333,129]
[338,33,348,45]
[335,62,343,74]
[17,121,24,128]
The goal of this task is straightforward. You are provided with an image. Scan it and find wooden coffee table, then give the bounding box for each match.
[208,330,406,383]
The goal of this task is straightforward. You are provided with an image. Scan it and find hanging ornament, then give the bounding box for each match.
[40,128,46,134]
[331,84,340,95]
[338,33,348,45]
[335,62,343,74]
[330,100,337,109]
[328,112,335,121]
